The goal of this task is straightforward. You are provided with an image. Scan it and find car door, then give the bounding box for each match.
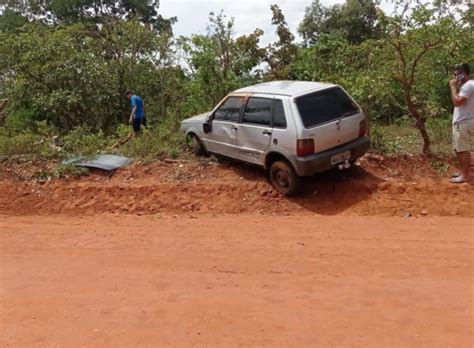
[206,96,244,159]
[237,97,273,165]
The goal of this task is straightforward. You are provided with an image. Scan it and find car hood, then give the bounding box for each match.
[181,112,210,124]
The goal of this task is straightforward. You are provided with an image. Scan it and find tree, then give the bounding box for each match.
[0,8,28,32]
[0,0,176,32]
[289,33,402,124]
[383,0,471,154]
[0,19,177,131]
[265,4,297,80]
[180,11,265,110]
[298,0,385,45]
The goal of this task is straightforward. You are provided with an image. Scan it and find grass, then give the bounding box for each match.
[370,116,453,155]
[0,117,187,161]
[54,163,89,178]
[0,116,457,160]
[0,132,45,156]
[117,123,184,161]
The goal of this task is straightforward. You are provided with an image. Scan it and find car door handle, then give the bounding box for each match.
[231,125,238,131]
[262,130,272,135]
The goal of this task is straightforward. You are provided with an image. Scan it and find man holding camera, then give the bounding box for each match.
[449,63,474,183]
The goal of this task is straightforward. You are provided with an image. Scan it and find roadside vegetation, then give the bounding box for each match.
[0,0,472,161]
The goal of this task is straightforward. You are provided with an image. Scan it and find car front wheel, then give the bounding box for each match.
[269,160,300,196]
[186,133,207,156]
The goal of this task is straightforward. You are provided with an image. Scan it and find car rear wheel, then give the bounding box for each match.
[269,160,300,196]
[186,133,207,156]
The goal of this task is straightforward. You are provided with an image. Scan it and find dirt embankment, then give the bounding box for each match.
[0,154,473,217]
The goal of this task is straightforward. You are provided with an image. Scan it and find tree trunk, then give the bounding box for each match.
[417,119,431,154]
[405,93,431,154]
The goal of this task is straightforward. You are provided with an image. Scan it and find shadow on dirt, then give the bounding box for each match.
[290,166,383,215]
[215,157,383,215]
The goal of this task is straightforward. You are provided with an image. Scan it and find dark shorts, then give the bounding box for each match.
[132,117,146,133]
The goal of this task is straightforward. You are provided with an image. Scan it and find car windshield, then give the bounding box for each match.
[295,87,359,128]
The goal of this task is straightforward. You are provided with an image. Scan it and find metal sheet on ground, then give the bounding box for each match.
[63,154,132,171]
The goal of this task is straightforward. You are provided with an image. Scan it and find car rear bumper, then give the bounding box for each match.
[292,136,370,176]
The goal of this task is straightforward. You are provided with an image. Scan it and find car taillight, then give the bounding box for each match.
[359,118,368,137]
[297,139,314,157]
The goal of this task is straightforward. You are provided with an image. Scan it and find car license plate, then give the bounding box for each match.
[331,151,350,165]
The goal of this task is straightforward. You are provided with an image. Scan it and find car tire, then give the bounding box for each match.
[186,133,207,156]
[269,160,300,196]
[213,154,227,164]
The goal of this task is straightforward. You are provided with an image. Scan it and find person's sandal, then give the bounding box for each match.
[450,176,469,183]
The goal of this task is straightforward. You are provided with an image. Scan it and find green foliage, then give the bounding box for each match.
[291,0,472,154]
[35,164,89,182]
[54,163,89,178]
[179,11,264,109]
[370,118,453,155]
[426,116,452,154]
[33,170,52,183]
[431,160,450,174]
[0,9,28,32]
[0,0,472,158]
[0,0,176,32]
[120,119,185,160]
[265,4,298,79]
[379,1,472,153]
[0,20,181,132]
[370,124,420,153]
[0,131,45,155]
[62,126,111,156]
[3,108,38,132]
[289,35,403,123]
[298,0,385,45]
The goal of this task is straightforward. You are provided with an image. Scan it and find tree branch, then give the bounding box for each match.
[408,40,442,85]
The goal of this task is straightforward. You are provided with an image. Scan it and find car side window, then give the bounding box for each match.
[242,97,272,127]
[214,97,244,122]
[273,99,287,128]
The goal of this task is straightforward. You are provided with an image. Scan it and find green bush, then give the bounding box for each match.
[370,123,421,154]
[4,108,38,132]
[0,132,43,155]
[54,163,89,178]
[119,119,184,160]
[32,170,52,183]
[370,116,454,155]
[427,116,452,154]
[62,126,112,156]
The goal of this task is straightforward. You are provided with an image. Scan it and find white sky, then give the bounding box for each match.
[159,0,354,45]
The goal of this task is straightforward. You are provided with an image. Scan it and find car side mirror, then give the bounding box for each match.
[203,122,212,134]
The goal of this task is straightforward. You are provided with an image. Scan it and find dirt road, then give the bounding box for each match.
[1,214,472,347]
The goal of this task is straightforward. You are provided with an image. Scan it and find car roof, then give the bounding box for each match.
[233,80,336,97]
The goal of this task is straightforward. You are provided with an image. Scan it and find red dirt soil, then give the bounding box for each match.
[0,153,473,217]
[1,214,472,346]
[0,154,473,346]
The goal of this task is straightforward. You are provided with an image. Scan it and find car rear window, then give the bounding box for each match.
[295,87,359,128]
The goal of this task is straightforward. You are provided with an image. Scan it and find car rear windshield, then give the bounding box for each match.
[295,87,360,128]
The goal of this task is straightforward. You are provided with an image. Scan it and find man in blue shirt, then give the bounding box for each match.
[125,91,147,134]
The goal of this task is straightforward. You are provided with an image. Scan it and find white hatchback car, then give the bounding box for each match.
[181,80,370,195]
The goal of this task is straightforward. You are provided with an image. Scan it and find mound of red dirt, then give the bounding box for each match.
[0,154,472,217]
